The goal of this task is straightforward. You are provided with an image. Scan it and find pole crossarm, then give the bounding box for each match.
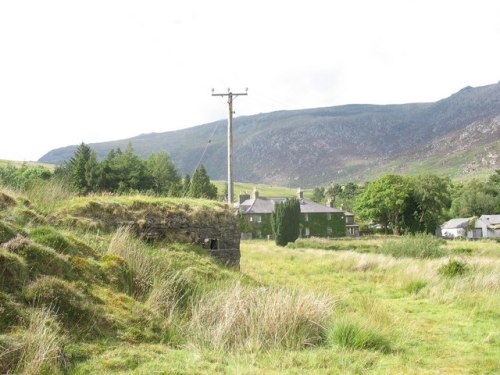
[211,88,248,204]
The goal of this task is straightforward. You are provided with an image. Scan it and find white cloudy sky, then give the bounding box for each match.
[0,0,499,161]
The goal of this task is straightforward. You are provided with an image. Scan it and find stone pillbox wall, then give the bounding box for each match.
[56,199,241,268]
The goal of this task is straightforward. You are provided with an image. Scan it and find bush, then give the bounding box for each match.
[188,282,333,351]
[379,233,445,258]
[3,236,75,280]
[24,276,94,326]
[327,319,391,353]
[439,259,469,278]
[0,248,28,292]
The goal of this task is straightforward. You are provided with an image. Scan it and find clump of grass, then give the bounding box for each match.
[451,247,473,255]
[0,191,17,209]
[188,282,333,351]
[327,319,391,353]
[108,227,157,299]
[29,226,98,258]
[439,259,470,278]
[3,235,75,280]
[0,292,22,331]
[379,233,445,258]
[26,178,75,212]
[100,254,134,294]
[15,307,65,375]
[403,279,428,295]
[24,276,95,327]
[0,248,28,293]
[0,221,17,243]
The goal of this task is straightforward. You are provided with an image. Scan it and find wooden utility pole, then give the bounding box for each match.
[212,88,248,203]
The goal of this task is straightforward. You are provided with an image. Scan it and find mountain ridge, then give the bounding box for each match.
[39,82,500,187]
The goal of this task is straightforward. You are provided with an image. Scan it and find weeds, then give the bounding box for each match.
[439,259,470,278]
[188,281,333,351]
[15,307,64,375]
[379,233,446,258]
[327,319,391,353]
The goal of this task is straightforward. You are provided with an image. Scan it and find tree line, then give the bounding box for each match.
[311,171,500,235]
[0,143,218,200]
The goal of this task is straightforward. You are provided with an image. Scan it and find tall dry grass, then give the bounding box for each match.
[15,307,64,375]
[108,226,157,299]
[26,178,75,212]
[187,281,334,351]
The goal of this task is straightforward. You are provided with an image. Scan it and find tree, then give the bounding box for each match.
[311,187,325,203]
[271,198,300,246]
[450,178,500,217]
[409,174,451,233]
[146,151,181,196]
[67,143,93,194]
[354,174,412,234]
[188,165,217,199]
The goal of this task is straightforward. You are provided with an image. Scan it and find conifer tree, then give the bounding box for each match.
[189,165,217,199]
[271,198,300,246]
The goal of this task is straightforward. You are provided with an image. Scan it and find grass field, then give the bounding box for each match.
[70,238,499,374]
[212,180,314,200]
[0,159,56,170]
[1,185,499,374]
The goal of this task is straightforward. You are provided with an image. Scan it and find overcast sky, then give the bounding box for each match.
[1,0,499,161]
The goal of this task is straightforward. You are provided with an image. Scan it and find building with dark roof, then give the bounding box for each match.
[236,188,359,239]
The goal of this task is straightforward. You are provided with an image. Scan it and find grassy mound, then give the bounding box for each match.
[23,276,96,328]
[0,248,28,292]
[0,292,22,332]
[3,236,76,280]
[29,225,98,258]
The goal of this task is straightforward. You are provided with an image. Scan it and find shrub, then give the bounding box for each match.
[379,233,445,258]
[0,248,28,292]
[327,319,391,353]
[188,282,333,351]
[15,307,64,375]
[24,276,94,326]
[439,259,469,278]
[3,236,75,280]
[0,292,22,331]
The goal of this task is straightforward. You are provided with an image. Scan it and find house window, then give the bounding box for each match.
[305,227,310,236]
[257,215,262,223]
[304,214,309,222]
[249,216,253,222]
[327,213,331,220]
[327,227,332,235]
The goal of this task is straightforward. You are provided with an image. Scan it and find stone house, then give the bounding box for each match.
[439,217,474,239]
[474,215,500,238]
[236,188,359,239]
[438,215,500,239]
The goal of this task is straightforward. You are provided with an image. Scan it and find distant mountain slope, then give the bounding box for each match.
[40,82,500,187]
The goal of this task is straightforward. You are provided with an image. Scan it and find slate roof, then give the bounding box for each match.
[440,218,472,229]
[478,215,500,230]
[238,197,345,215]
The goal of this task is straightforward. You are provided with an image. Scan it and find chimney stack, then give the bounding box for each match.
[239,193,250,204]
[252,187,259,199]
[296,188,304,199]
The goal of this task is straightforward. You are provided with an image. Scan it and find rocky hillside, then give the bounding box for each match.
[40,82,500,187]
